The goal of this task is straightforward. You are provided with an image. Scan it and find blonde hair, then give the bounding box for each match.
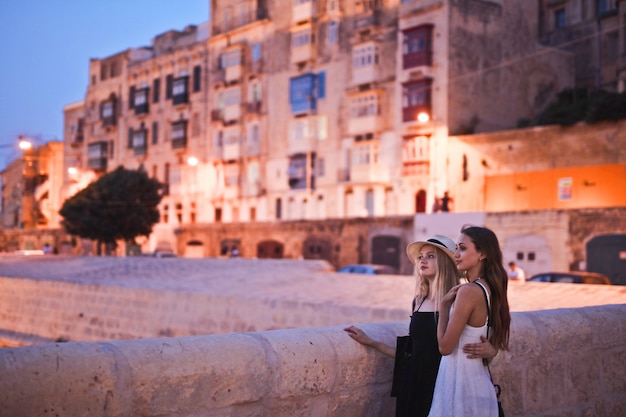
[414,244,460,310]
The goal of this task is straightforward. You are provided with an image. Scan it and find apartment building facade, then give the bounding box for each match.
[57,0,593,253]
[538,0,626,92]
[0,141,64,232]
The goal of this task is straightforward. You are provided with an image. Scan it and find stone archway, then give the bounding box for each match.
[257,240,284,259]
[586,234,626,285]
[415,189,426,213]
[371,235,401,271]
[303,237,332,261]
[185,240,204,258]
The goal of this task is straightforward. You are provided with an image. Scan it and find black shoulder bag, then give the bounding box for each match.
[390,297,417,398]
[474,282,505,417]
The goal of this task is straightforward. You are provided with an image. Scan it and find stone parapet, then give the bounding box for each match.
[1,305,625,417]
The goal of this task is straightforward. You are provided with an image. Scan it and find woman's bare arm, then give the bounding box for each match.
[344,325,396,358]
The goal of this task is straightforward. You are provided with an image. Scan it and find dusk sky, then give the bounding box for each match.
[0,1,209,171]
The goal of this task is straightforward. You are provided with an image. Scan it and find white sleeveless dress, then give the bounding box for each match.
[427,282,499,417]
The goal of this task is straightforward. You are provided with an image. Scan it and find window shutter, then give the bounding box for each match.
[128,128,134,148]
[129,86,135,109]
[193,65,201,92]
[316,72,326,99]
[166,74,173,99]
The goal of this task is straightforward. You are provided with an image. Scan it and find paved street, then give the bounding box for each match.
[1,254,625,313]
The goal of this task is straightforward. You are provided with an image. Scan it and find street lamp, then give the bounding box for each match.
[417,111,430,123]
[18,138,33,151]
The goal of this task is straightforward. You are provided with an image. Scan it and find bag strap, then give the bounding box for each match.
[474,281,492,329]
[474,281,500,397]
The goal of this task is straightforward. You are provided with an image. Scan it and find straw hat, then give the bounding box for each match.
[406,234,457,265]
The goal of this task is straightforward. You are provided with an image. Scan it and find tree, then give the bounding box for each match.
[60,166,163,254]
[536,88,626,126]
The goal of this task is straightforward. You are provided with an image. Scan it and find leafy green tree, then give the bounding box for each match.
[537,89,626,126]
[60,166,163,254]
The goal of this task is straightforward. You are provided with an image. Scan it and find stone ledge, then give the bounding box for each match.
[1,305,624,417]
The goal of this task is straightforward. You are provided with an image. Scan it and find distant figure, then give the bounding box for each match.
[507,261,526,283]
[42,243,52,255]
[440,191,453,212]
[230,248,240,258]
[432,198,442,213]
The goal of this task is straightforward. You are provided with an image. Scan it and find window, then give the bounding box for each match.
[221,49,242,68]
[327,21,338,45]
[350,94,379,118]
[100,63,108,81]
[353,44,379,69]
[289,73,324,114]
[100,98,116,126]
[289,116,327,142]
[402,25,433,69]
[153,78,161,102]
[316,157,325,177]
[191,113,200,137]
[402,79,432,122]
[275,198,282,220]
[225,164,240,186]
[247,123,260,155]
[152,122,159,144]
[287,154,308,189]
[171,120,188,149]
[251,43,262,61]
[238,3,249,26]
[214,130,223,149]
[597,0,617,16]
[166,75,173,99]
[248,79,262,110]
[193,66,202,92]
[132,127,147,156]
[172,76,189,105]
[133,87,149,114]
[215,207,223,222]
[292,27,314,48]
[402,136,429,176]
[352,145,377,166]
[554,8,566,29]
[88,142,108,170]
[224,87,242,106]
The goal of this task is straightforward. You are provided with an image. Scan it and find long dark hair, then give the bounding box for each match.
[461,226,511,351]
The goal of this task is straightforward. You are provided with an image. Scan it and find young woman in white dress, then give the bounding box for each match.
[428,226,511,417]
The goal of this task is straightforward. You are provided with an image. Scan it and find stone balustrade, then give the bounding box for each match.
[1,304,625,417]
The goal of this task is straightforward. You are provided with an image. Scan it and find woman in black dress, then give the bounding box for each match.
[344,235,496,417]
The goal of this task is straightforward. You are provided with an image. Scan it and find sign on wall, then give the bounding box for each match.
[558,177,572,200]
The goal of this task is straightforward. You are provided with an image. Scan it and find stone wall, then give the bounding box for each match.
[1,305,624,417]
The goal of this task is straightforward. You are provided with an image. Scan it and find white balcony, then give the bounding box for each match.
[225,65,242,83]
[223,143,241,160]
[288,116,325,154]
[223,104,241,122]
[292,1,315,23]
[352,66,379,86]
[291,44,315,64]
[348,115,383,136]
[350,142,381,183]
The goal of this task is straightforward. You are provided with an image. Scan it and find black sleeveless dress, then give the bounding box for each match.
[395,302,441,417]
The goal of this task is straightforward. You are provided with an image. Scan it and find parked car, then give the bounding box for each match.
[142,250,178,258]
[528,271,611,285]
[337,264,398,275]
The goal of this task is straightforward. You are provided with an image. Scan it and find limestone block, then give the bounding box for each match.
[0,341,131,417]
[110,333,272,415]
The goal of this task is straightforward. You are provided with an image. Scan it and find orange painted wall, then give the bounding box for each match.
[485,164,626,212]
